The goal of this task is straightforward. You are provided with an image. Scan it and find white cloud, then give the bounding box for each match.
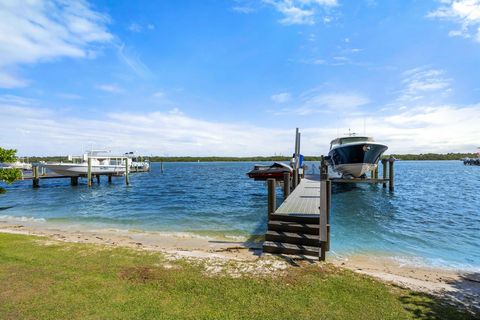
[0,0,112,88]
[57,93,83,100]
[276,92,370,115]
[271,92,292,103]
[152,91,165,98]
[128,23,155,32]
[428,0,480,42]
[262,0,337,25]
[117,44,152,78]
[128,23,142,32]
[233,6,256,14]
[347,105,480,153]
[0,71,27,88]
[397,67,452,103]
[1,98,478,155]
[96,84,123,93]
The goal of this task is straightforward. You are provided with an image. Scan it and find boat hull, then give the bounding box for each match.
[328,143,388,178]
[45,164,126,176]
[247,162,292,181]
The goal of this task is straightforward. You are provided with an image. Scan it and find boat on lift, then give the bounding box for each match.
[328,133,388,178]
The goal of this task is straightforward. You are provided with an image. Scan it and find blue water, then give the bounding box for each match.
[1,161,479,270]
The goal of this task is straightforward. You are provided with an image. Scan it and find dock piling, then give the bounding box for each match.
[96,175,100,184]
[283,172,291,199]
[108,175,112,183]
[70,177,78,186]
[125,158,130,185]
[382,159,387,188]
[388,157,395,191]
[267,178,276,216]
[87,158,92,187]
[319,161,331,261]
[32,166,39,188]
[161,161,164,173]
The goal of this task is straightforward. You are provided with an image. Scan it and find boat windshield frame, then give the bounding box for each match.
[330,136,374,149]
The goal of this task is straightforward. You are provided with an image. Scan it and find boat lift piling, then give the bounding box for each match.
[87,158,93,187]
[125,158,130,186]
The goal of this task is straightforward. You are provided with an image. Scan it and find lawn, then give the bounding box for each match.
[0,233,474,320]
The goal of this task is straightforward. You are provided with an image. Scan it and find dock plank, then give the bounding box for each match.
[274,175,320,216]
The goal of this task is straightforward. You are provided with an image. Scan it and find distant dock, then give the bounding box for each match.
[19,160,150,188]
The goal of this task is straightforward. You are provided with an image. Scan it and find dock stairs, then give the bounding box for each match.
[263,214,321,258]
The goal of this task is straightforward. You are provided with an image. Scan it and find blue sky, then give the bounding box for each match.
[0,0,479,156]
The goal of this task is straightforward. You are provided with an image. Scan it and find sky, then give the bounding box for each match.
[0,0,479,156]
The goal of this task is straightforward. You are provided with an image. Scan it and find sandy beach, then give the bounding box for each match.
[0,217,478,314]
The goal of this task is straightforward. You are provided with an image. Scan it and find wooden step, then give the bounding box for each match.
[265,230,320,247]
[268,221,319,235]
[269,214,319,224]
[263,241,319,257]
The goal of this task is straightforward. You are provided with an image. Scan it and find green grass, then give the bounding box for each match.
[0,233,474,320]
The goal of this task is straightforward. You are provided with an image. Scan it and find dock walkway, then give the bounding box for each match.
[274,175,320,216]
[263,175,329,259]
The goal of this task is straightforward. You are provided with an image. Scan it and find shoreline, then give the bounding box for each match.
[0,219,479,312]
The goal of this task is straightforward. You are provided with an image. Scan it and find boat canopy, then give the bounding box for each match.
[330,136,374,147]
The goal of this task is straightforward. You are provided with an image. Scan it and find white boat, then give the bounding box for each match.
[328,134,388,178]
[124,152,150,171]
[0,160,32,171]
[44,151,129,176]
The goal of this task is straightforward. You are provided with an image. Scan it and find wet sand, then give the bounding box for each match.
[0,218,478,313]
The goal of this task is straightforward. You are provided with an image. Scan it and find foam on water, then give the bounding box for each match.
[0,214,46,223]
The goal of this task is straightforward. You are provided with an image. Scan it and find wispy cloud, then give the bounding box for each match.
[117,44,153,78]
[128,23,142,32]
[397,67,452,104]
[271,92,292,103]
[96,84,123,94]
[0,0,112,88]
[272,92,370,115]
[127,22,155,32]
[250,0,338,25]
[232,6,256,14]
[56,93,83,100]
[428,0,480,42]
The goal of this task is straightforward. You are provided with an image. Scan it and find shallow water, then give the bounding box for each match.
[1,161,479,270]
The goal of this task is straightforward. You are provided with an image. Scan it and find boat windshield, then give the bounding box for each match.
[339,137,372,144]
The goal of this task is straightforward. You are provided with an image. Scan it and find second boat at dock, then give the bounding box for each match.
[45,151,129,176]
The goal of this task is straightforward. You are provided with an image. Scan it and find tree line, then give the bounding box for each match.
[17,153,478,163]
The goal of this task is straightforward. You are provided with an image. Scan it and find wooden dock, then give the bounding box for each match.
[263,174,331,260]
[260,129,396,260]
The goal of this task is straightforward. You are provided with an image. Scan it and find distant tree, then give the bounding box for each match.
[0,148,22,194]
